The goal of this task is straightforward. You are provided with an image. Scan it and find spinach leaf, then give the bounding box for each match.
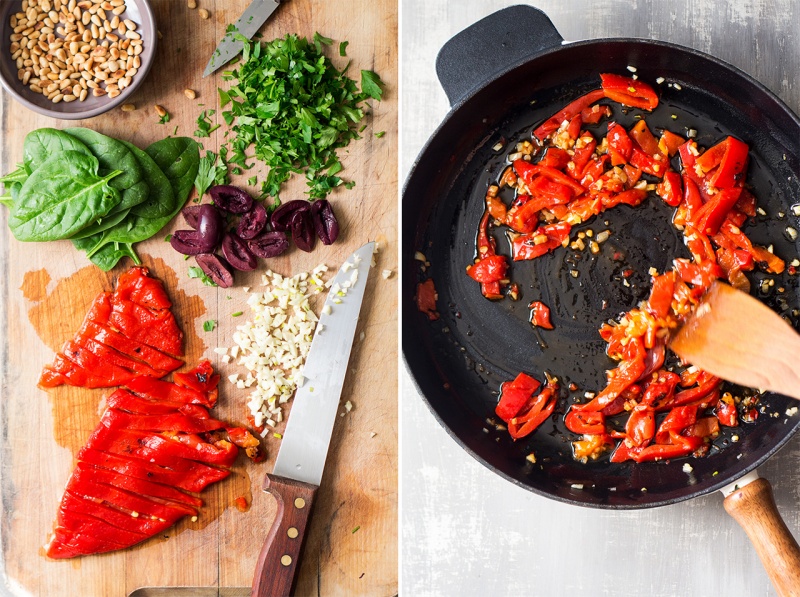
[78,137,200,268]
[0,197,12,207]
[0,164,29,186]
[119,140,176,218]
[23,128,91,172]
[65,128,149,213]
[72,235,139,272]
[69,207,131,239]
[9,151,122,241]
[145,137,200,206]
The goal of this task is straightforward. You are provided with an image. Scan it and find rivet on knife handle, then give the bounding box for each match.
[252,473,319,597]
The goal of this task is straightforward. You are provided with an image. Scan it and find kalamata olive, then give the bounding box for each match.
[209,185,254,214]
[248,231,289,258]
[270,199,311,232]
[181,205,203,229]
[291,209,315,252]
[222,232,257,271]
[237,201,268,240]
[311,199,339,245]
[170,230,211,255]
[195,253,234,288]
[196,203,223,248]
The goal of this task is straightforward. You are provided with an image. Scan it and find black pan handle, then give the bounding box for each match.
[436,5,564,107]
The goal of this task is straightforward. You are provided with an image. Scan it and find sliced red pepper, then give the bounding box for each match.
[126,376,212,407]
[633,440,699,462]
[512,222,571,261]
[689,187,742,236]
[601,188,648,209]
[173,360,220,395]
[565,409,605,435]
[46,527,133,559]
[78,447,229,493]
[79,321,183,375]
[114,266,173,311]
[600,73,659,110]
[486,195,507,221]
[629,120,661,157]
[647,271,676,319]
[626,405,656,447]
[641,370,681,407]
[540,147,571,169]
[533,88,605,139]
[60,490,173,537]
[655,405,698,444]
[513,159,586,197]
[695,136,749,188]
[656,171,683,207]
[684,416,720,438]
[734,188,757,217]
[529,301,554,329]
[416,278,439,320]
[659,130,685,157]
[467,254,508,284]
[508,384,558,439]
[496,373,542,422]
[54,510,149,551]
[659,374,721,410]
[581,103,611,124]
[717,396,739,427]
[607,122,632,166]
[567,137,597,179]
[101,409,227,435]
[630,145,667,177]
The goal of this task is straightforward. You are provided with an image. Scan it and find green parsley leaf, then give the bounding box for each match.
[158,111,170,124]
[231,311,243,317]
[375,131,385,138]
[194,110,221,138]
[248,175,258,186]
[360,70,384,101]
[194,149,230,198]
[164,234,172,242]
[203,320,216,332]
[188,266,218,286]
[339,41,348,56]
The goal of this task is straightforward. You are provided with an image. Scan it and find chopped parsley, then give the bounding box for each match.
[188,266,218,286]
[158,111,170,125]
[194,109,221,138]
[375,131,385,138]
[194,149,229,198]
[231,311,243,317]
[213,32,384,200]
[339,41,348,56]
[203,320,217,332]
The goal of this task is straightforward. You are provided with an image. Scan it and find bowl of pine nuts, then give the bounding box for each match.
[0,0,156,119]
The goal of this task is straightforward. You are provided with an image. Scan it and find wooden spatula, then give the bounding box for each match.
[669,281,800,400]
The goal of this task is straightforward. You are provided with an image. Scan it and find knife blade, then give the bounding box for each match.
[203,0,282,77]
[251,242,375,597]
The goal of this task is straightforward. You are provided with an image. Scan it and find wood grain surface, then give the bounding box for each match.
[400,1,800,596]
[0,0,397,595]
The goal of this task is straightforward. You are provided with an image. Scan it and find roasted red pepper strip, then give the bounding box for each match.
[512,222,571,261]
[416,278,439,320]
[717,396,739,427]
[467,254,508,284]
[565,409,605,435]
[657,171,683,207]
[513,159,586,196]
[689,187,742,236]
[495,373,542,422]
[626,405,656,447]
[507,382,558,439]
[696,136,749,188]
[600,73,659,110]
[529,301,554,329]
[59,490,173,537]
[533,88,605,139]
[173,360,220,395]
[607,122,632,166]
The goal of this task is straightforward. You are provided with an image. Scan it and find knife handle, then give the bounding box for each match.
[252,474,319,597]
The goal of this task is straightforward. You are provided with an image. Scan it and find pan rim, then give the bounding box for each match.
[402,36,800,509]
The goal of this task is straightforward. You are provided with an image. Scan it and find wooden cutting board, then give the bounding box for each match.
[0,0,397,595]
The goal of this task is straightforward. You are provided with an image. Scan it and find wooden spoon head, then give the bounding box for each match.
[669,282,800,400]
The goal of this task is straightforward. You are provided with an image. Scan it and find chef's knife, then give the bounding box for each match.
[203,0,282,77]
[251,241,375,597]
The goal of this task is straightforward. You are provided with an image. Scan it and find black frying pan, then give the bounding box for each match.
[403,5,800,590]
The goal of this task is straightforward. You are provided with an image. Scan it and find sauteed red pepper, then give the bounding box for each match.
[468,73,786,459]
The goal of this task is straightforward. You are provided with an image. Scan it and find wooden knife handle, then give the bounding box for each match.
[723,478,800,597]
[251,474,319,597]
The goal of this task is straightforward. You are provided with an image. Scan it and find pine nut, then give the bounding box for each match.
[184,88,196,99]
[51,92,64,103]
[198,8,209,19]
[121,103,135,112]
[188,0,196,8]
[79,88,87,101]
[154,104,166,117]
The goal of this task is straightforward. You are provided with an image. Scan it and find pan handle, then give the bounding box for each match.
[723,476,800,596]
[436,5,564,107]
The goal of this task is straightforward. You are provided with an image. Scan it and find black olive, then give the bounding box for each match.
[248,231,289,258]
[237,201,268,240]
[270,199,311,232]
[222,232,257,271]
[209,185,254,214]
[196,204,223,249]
[291,209,315,252]
[170,230,211,255]
[181,205,203,229]
[311,199,339,245]
[195,253,234,288]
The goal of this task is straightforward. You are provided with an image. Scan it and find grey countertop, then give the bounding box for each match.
[400,1,800,595]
